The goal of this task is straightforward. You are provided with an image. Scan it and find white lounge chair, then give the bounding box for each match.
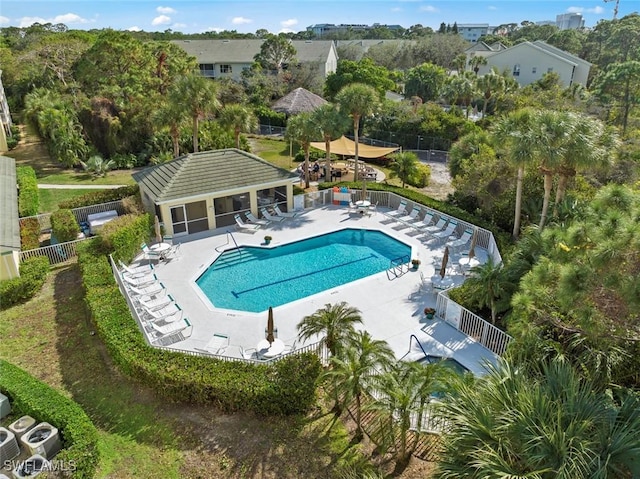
[396,206,421,225]
[138,292,173,311]
[234,214,260,232]
[119,261,154,278]
[245,211,270,226]
[421,217,447,234]
[143,302,181,321]
[412,212,435,230]
[128,281,164,297]
[447,229,473,252]
[147,309,182,324]
[203,333,230,354]
[432,220,459,242]
[260,208,285,222]
[152,318,191,338]
[122,272,157,287]
[274,204,297,218]
[384,200,407,219]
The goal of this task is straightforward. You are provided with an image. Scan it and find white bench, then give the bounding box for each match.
[87,210,118,234]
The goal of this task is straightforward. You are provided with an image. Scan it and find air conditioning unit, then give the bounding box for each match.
[8,415,36,440]
[20,423,61,459]
[12,454,51,478]
[0,393,9,420]
[0,427,20,463]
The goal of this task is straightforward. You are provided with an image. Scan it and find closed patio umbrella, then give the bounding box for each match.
[266,306,275,344]
[468,228,478,259]
[154,215,162,244]
[439,246,450,279]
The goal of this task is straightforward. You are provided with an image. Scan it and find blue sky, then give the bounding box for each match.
[0,1,634,34]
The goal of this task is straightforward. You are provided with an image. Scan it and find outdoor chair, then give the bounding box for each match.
[142,302,181,321]
[274,204,297,218]
[419,271,433,293]
[260,208,285,222]
[119,261,154,278]
[348,201,358,213]
[202,333,230,355]
[240,345,257,359]
[432,220,459,243]
[234,214,260,232]
[152,317,191,338]
[282,340,297,354]
[411,212,435,230]
[421,217,447,235]
[141,243,162,264]
[163,243,181,261]
[127,281,165,297]
[447,229,473,252]
[122,272,157,288]
[384,200,408,219]
[162,235,173,245]
[396,206,421,225]
[138,292,173,311]
[245,211,270,227]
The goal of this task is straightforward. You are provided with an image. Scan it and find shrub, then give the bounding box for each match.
[51,209,80,243]
[58,185,139,210]
[20,217,41,250]
[100,213,152,263]
[0,256,49,309]
[16,166,39,217]
[0,360,99,478]
[77,239,322,415]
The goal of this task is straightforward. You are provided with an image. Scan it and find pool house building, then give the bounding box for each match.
[133,149,298,237]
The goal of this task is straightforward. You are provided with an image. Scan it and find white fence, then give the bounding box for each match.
[435,292,512,356]
[19,237,95,265]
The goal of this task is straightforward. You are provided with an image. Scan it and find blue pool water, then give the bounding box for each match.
[418,355,469,375]
[196,228,411,312]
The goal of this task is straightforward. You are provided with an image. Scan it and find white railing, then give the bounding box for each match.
[19,237,95,265]
[435,292,512,356]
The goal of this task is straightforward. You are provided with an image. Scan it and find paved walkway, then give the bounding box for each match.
[38,184,128,189]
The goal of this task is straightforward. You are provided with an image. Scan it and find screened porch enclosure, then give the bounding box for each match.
[214,193,251,228]
[170,200,208,235]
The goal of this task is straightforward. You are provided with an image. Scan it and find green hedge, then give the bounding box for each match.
[57,185,139,209]
[51,209,80,243]
[16,166,39,217]
[320,181,512,250]
[77,239,322,415]
[20,217,41,250]
[100,213,152,263]
[0,360,99,478]
[0,256,49,309]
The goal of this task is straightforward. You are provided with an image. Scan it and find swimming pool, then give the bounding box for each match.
[195,228,411,312]
[417,355,469,375]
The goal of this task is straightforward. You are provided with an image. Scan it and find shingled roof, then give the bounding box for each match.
[271,87,327,116]
[132,149,297,204]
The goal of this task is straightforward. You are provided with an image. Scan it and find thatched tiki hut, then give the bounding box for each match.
[271,87,327,116]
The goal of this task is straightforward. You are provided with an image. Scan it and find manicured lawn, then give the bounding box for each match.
[0,264,388,478]
[38,188,103,213]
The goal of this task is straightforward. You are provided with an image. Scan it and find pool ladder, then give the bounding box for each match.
[215,230,242,255]
[386,254,409,280]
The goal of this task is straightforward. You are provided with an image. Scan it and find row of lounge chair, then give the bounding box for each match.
[118,261,192,341]
[234,205,297,232]
[384,200,474,252]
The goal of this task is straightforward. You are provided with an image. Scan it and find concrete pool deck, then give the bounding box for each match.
[130,205,499,375]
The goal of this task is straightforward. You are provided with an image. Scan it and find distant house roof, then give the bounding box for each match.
[485,40,591,67]
[271,88,327,115]
[132,149,297,204]
[172,39,335,65]
[0,155,19,252]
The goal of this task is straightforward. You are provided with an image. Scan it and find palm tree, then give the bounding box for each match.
[170,72,220,153]
[444,73,476,118]
[464,257,508,324]
[492,108,539,239]
[297,302,363,357]
[388,151,419,188]
[153,99,186,158]
[336,83,380,184]
[552,112,618,216]
[437,360,640,478]
[311,104,350,182]
[469,55,487,75]
[368,361,446,467]
[475,68,505,117]
[535,110,567,229]
[284,112,319,189]
[218,104,258,149]
[324,331,394,439]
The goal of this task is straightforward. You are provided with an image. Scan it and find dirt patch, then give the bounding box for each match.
[421,162,454,201]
